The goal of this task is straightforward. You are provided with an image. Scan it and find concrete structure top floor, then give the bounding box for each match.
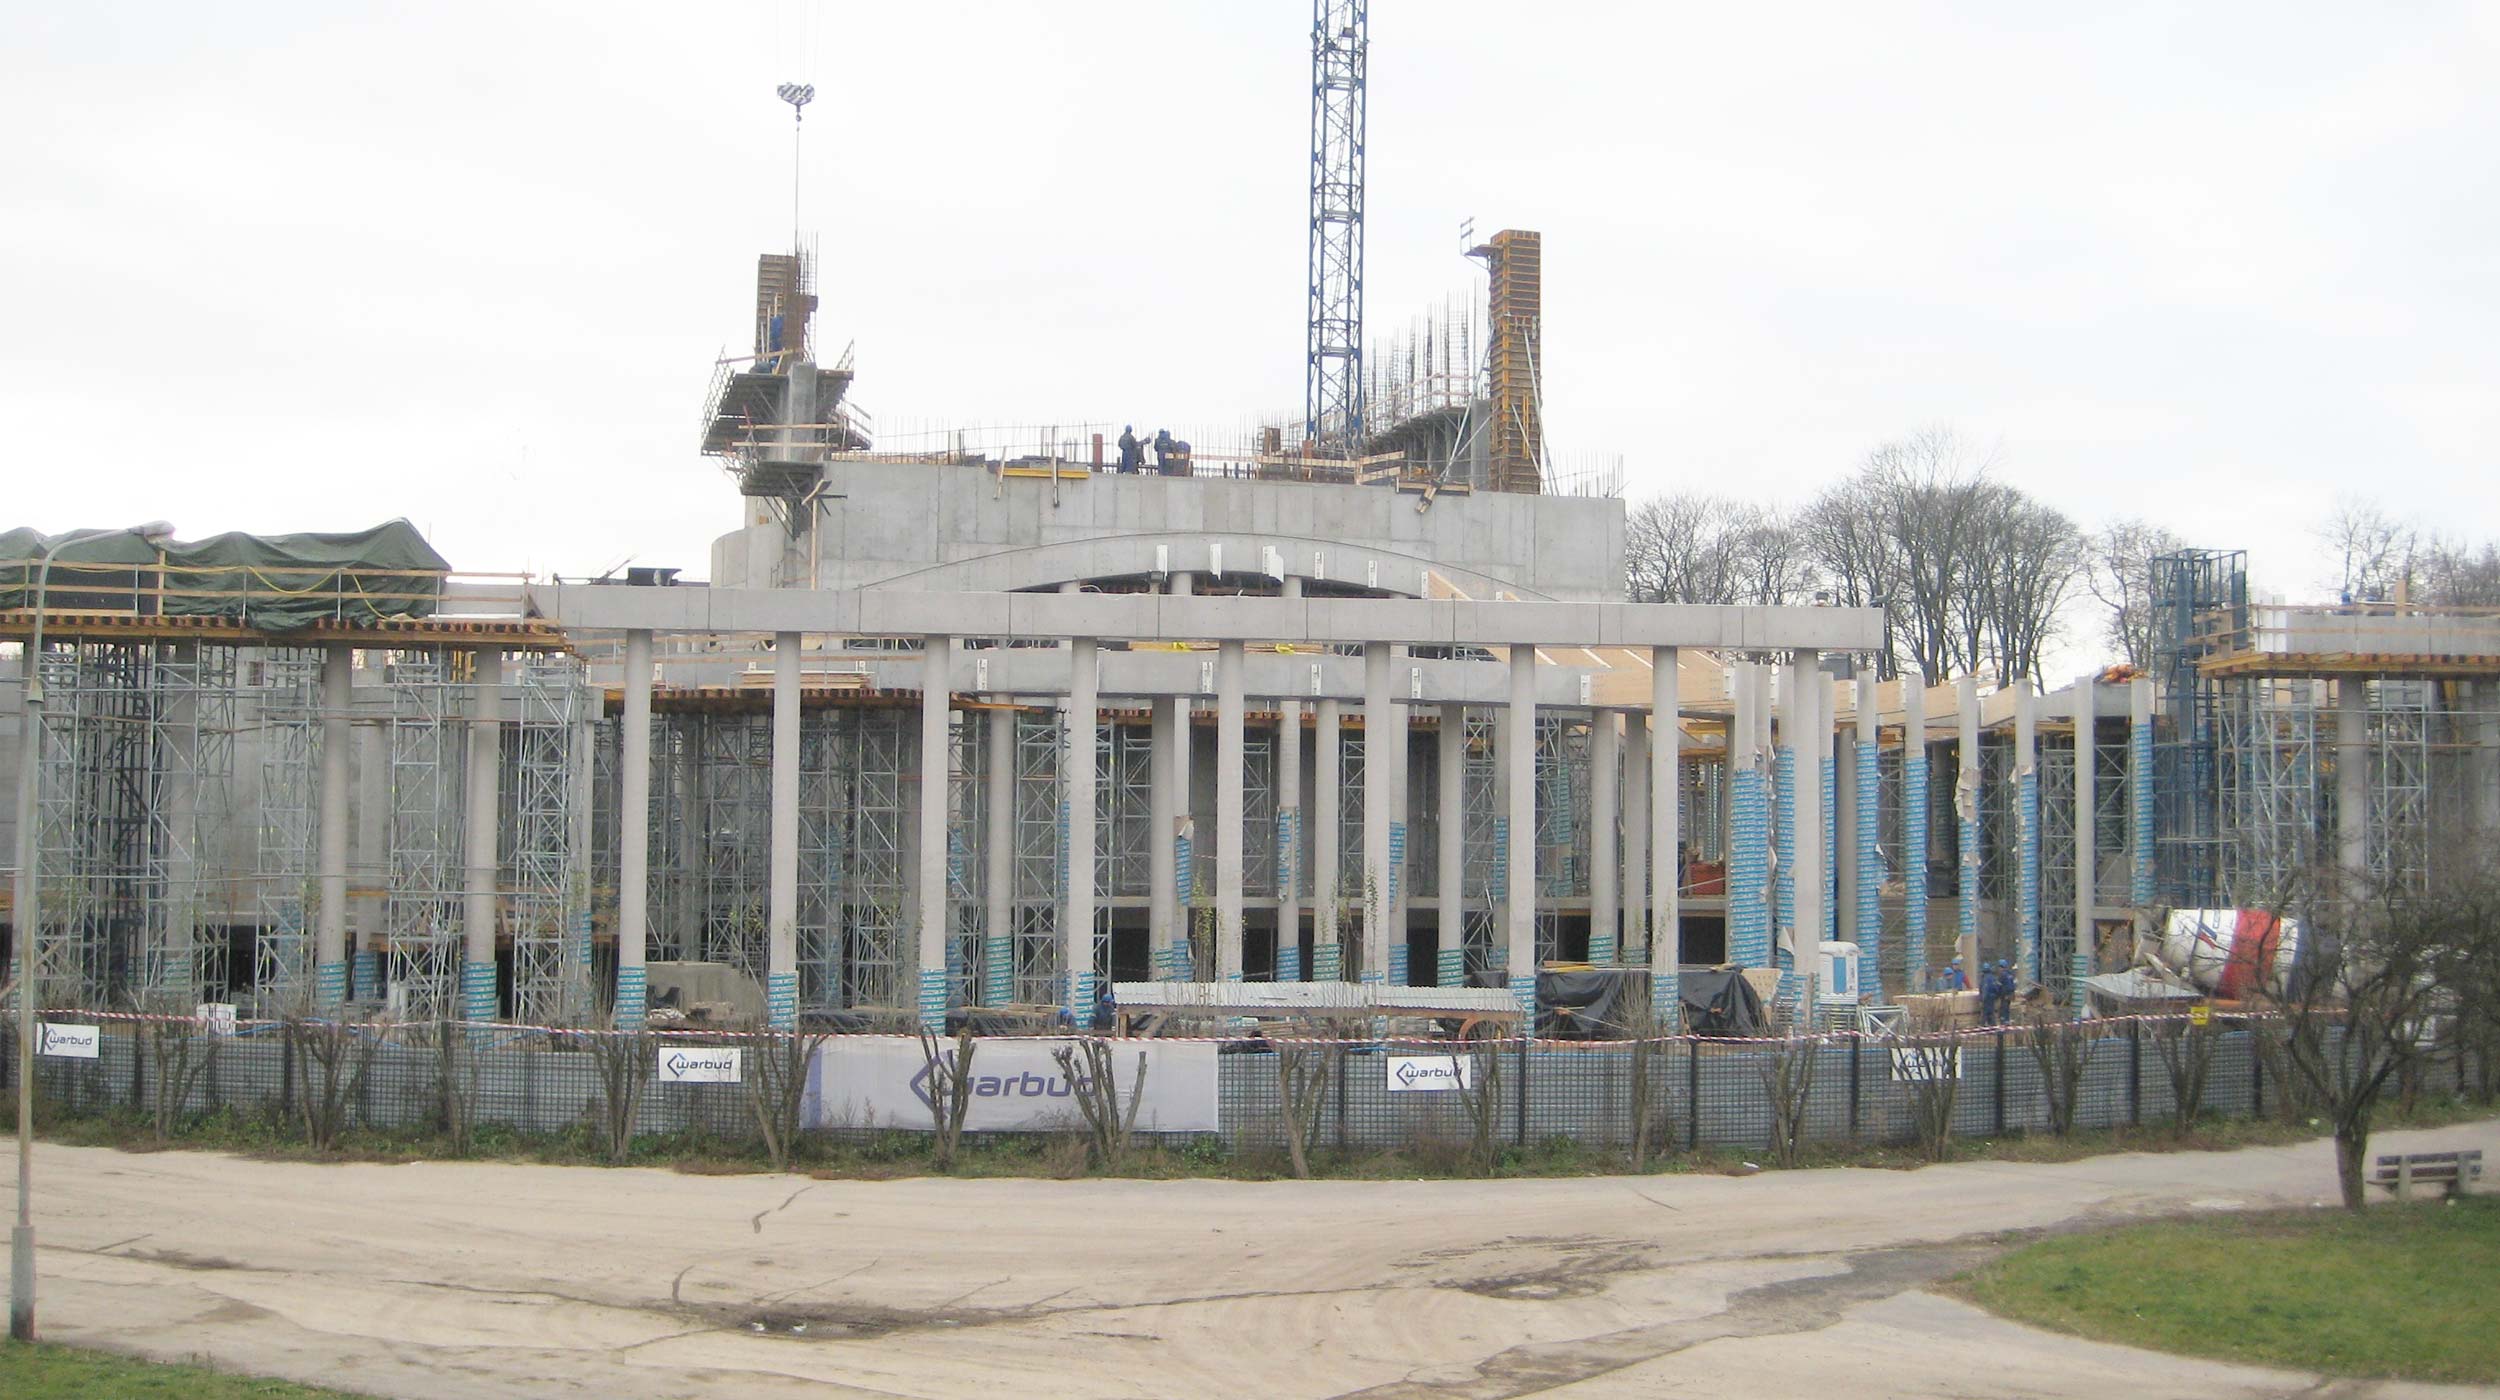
[710,457,1630,602]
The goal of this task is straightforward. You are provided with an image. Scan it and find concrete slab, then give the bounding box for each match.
[17,1119,2496,1399]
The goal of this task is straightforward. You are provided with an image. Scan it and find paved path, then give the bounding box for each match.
[14,1118,2498,1399]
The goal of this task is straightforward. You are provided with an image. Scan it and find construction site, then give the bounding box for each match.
[5,4,2500,1056]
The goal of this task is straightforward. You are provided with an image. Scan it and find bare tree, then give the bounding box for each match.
[1624,494,1810,607]
[916,1026,979,1172]
[2280,868,2453,1209]
[1273,1020,1351,1179]
[584,1022,657,1164]
[2087,518,2186,670]
[745,1032,825,1172]
[1965,485,2086,685]
[1052,1038,1149,1171]
[2317,498,2419,603]
[2417,536,2500,608]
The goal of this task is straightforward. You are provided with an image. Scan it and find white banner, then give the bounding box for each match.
[657,1045,743,1084]
[195,1003,238,1038]
[810,1037,1219,1133]
[1386,1055,1473,1092]
[37,1023,101,1060]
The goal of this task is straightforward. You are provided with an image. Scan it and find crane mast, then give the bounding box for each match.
[1303,0,1368,456]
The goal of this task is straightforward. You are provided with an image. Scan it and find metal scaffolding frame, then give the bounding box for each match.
[144,643,238,1002]
[797,708,847,1007]
[250,647,322,1011]
[846,707,908,1009]
[1461,710,1499,977]
[505,656,592,1025]
[1534,714,1589,962]
[1011,709,1061,1002]
[2039,735,2076,1007]
[383,650,466,1022]
[29,641,241,1008]
[2367,679,2433,896]
[1245,731,1277,901]
[696,713,769,980]
[947,709,983,1006]
[2216,678,2327,903]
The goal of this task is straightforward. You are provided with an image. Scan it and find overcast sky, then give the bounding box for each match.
[6,2,2494,624]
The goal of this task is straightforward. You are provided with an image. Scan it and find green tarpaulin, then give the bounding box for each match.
[0,520,450,630]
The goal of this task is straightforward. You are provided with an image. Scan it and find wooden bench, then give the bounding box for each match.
[2370,1150,2483,1199]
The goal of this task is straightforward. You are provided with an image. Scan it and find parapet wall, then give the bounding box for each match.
[710,460,1626,600]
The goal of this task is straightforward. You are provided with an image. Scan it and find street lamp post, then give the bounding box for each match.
[12,521,171,1343]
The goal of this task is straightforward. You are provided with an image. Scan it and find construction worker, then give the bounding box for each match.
[1116,425,1142,474]
[1936,955,1968,993]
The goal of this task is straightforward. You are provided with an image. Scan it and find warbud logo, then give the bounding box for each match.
[1386,1055,1468,1091]
[656,1047,742,1083]
[908,1053,1094,1111]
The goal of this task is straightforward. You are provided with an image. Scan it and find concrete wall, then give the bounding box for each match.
[709,460,1627,602]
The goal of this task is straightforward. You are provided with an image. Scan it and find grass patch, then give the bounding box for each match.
[1951,1195,2500,1384]
[0,1341,370,1397]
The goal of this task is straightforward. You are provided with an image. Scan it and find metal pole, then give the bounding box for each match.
[15,525,147,1342]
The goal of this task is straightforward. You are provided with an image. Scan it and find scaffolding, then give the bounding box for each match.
[2039,735,2076,1007]
[2150,549,2247,906]
[1461,710,1499,977]
[506,656,592,1025]
[846,708,909,1008]
[2216,678,2328,903]
[144,643,237,1002]
[250,647,322,1012]
[1011,709,1060,1002]
[383,650,466,1022]
[2367,679,2433,895]
[30,641,243,1008]
[797,708,846,1007]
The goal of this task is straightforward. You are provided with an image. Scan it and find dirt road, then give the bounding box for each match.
[16,1120,2498,1398]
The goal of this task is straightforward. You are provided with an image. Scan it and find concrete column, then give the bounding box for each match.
[1790,657,1828,1018]
[1773,662,1801,1009]
[1503,646,1537,1015]
[1216,639,1246,980]
[314,645,352,1010]
[2071,674,2097,1015]
[1362,642,1393,984]
[1065,637,1098,1013]
[1728,659,1770,973]
[1899,665,1929,995]
[1150,696,1183,977]
[767,632,801,1029]
[2337,677,2369,883]
[353,700,386,1002]
[983,703,1013,1004]
[616,629,652,1027]
[1853,674,1881,1003]
[1276,575,1305,980]
[1313,698,1342,979]
[1651,648,1680,1027]
[1435,703,1465,986]
[2014,679,2040,989]
[1276,689,1303,981]
[911,637,951,1030]
[461,649,503,1021]
[1623,713,1649,969]
[1838,688,1860,945]
[2129,677,2156,909]
[1387,650,1409,984]
[1590,710,1619,964]
[1955,674,1982,980]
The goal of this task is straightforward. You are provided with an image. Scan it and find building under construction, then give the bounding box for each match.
[6,239,2499,1032]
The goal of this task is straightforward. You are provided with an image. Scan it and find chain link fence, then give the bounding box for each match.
[0,1012,2458,1161]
